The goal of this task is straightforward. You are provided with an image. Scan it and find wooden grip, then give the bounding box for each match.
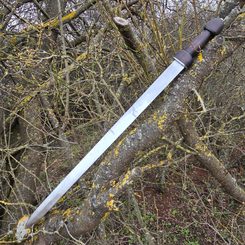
[174,18,224,67]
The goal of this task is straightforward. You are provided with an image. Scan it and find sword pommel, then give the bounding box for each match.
[204,18,224,36]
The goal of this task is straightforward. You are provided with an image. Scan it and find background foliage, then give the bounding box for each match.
[0,0,244,244]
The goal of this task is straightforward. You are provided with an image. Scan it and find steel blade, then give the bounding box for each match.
[26,60,184,228]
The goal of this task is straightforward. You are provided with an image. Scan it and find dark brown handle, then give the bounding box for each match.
[174,18,224,67]
[185,30,210,56]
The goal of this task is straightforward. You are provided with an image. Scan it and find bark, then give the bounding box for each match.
[114,16,156,76]
[0,98,44,234]
[178,115,245,203]
[34,167,142,244]
[219,0,241,18]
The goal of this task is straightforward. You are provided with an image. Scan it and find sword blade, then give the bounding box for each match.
[26,60,184,227]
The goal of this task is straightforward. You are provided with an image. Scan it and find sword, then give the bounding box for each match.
[25,18,224,228]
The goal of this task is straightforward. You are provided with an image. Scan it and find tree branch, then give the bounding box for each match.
[114,16,156,76]
[178,114,245,203]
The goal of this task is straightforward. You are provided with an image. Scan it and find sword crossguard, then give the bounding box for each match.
[174,18,224,67]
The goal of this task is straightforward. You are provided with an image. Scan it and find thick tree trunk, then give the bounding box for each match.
[0,98,44,233]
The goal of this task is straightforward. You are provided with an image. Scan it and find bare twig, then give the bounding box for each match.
[57,0,71,124]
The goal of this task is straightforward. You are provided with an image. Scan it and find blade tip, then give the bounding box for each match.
[16,215,31,242]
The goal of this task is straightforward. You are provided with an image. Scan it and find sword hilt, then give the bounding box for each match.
[174,18,224,67]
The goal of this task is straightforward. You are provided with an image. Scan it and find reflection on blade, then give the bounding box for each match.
[26,60,184,228]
